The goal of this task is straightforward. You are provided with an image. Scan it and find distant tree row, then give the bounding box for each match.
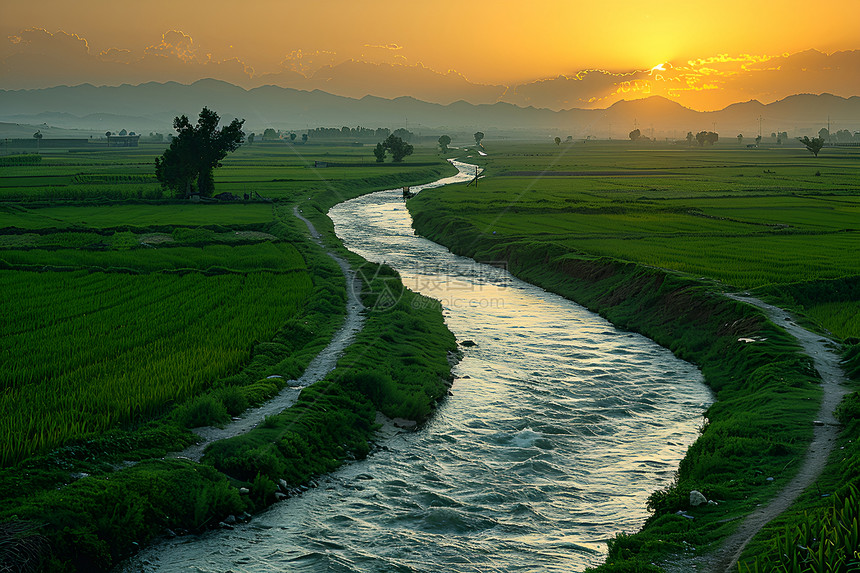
[308,126,395,140]
[104,129,137,137]
[818,127,860,143]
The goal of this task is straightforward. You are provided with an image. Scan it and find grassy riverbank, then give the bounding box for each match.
[0,143,458,571]
[408,141,860,570]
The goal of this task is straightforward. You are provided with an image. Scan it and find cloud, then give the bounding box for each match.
[99,48,134,64]
[503,50,860,111]
[364,43,403,51]
[0,28,256,89]
[503,68,649,108]
[144,30,198,63]
[280,49,338,75]
[3,28,90,60]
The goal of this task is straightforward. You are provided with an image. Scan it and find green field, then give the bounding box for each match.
[0,142,448,202]
[413,142,860,338]
[0,137,462,571]
[0,141,452,464]
[1,269,312,466]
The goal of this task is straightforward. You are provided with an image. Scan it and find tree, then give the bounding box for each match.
[755,135,762,145]
[262,128,278,140]
[119,129,128,136]
[474,131,485,146]
[554,136,562,146]
[737,134,743,144]
[301,133,308,143]
[438,134,451,152]
[628,129,641,142]
[290,133,297,142]
[686,131,694,146]
[818,127,830,142]
[247,133,255,145]
[373,142,386,163]
[566,135,573,142]
[33,130,42,151]
[695,131,719,146]
[382,134,413,162]
[797,136,825,157]
[155,107,244,198]
[392,128,413,141]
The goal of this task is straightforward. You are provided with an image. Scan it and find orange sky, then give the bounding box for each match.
[2,0,859,109]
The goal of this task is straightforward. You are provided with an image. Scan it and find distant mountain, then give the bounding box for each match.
[253,61,506,106]
[0,80,857,139]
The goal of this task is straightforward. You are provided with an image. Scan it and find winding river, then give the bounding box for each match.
[121,161,713,572]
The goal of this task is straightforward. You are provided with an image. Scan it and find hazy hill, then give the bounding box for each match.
[253,61,507,106]
[0,80,857,139]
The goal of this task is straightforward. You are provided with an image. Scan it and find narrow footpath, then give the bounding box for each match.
[669,295,849,572]
[172,206,365,461]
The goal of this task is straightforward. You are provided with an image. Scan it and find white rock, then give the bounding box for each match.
[689,490,708,507]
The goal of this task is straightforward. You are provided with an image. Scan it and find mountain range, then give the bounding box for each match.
[1,79,858,140]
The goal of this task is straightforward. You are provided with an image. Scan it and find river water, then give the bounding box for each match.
[121,161,712,572]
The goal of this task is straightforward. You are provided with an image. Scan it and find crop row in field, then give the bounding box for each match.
[0,269,313,465]
[0,240,305,273]
[565,232,860,289]
[0,203,276,229]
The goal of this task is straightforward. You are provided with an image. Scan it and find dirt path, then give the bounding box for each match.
[667,294,849,572]
[172,207,365,461]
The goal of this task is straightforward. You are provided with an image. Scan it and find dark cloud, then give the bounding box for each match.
[0,28,254,89]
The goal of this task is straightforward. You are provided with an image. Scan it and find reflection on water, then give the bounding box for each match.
[120,162,712,573]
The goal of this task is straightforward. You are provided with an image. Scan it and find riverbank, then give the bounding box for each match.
[408,188,856,570]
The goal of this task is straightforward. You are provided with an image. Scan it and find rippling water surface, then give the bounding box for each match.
[122,162,712,572]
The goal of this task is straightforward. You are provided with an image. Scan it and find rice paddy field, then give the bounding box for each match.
[412,141,860,339]
[0,141,449,467]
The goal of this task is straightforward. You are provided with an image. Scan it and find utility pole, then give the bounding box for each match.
[758,116,763,138]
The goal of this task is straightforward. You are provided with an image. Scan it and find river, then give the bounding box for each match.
[120,161,713,572]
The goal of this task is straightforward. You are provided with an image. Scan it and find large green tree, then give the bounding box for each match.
[438,134,451,152]
[797,136,825,157]
[155,108,244,198]
[695,131,719,146]
[383,134,413,163]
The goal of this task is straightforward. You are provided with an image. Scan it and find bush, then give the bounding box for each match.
[250,472,278,506]
[836,392,860,425]
[177,395,230,428]
[216,385,249,416]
